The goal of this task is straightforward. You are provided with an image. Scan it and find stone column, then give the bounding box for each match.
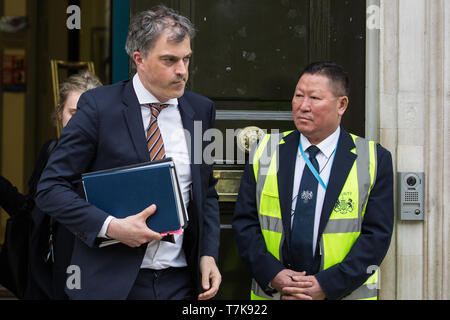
[423,0,450,300]
[378,0,399,300]
[378,0,450,300]
[444,1,450,300]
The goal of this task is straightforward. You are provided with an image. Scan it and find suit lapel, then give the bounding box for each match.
[277,130,300,245]
[177,94,196,163]
[318,129,357,237]
[177,94,196,142]
[122,80,149,163]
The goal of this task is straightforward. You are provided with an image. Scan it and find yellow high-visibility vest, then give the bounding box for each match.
[250,131,378,300]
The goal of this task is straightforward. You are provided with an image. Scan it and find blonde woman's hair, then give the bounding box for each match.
[53,70,102,125]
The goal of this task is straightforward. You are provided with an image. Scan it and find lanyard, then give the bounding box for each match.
[298,136,339,190]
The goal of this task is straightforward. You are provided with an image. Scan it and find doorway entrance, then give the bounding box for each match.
[117,0,366,299]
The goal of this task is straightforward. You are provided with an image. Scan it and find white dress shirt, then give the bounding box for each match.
[98,73,191,269]
[291,127,340,255]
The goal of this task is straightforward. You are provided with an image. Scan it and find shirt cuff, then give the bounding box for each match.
[266,281,277,294]
[97,216,114,238]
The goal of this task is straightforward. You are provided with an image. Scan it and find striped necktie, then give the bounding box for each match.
[146,103,168,161]
[145,103,175,243]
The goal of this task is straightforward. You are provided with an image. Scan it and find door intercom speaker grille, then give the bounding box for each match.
[404,191,419,202]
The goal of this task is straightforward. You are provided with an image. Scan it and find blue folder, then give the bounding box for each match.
[82,158,187,237]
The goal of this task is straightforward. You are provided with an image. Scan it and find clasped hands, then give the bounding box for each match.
[106,204,221,300]
[270,269,326,300]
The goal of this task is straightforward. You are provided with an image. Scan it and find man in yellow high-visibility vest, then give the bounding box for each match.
[232,62,394,300]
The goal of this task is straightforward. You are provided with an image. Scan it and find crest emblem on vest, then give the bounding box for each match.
[333,195,354,215]
[300,190,314,203]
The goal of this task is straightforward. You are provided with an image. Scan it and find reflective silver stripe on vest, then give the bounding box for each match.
[342,285,378,300]
[259,215,284,234]
[251,279,281,300]
[354,137,372,224]
[323,218,360,234]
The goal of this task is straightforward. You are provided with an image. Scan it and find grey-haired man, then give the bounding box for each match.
[36,5,221,300]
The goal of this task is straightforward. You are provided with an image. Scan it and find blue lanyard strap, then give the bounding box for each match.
[298,136,339,190]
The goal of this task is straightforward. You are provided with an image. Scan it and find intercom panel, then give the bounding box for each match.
[397,172,425,221]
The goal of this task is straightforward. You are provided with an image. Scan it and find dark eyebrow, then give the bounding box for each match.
[160,52,192,60]
[160,54,178,60]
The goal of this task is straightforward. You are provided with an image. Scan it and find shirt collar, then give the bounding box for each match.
[133,73,179,106]
[300,126,340,159]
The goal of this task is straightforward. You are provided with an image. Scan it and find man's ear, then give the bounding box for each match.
[132,51,143,68]
[337,96,349,116]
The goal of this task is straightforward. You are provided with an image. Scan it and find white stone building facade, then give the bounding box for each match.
[369,0,449,300]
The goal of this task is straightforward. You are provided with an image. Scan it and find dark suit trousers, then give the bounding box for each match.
[126,267,195,300]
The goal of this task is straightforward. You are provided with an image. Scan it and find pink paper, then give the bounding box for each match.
[160,226,183,236]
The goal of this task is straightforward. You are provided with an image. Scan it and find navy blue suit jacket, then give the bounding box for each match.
[36,79,220,299]
[232,128,394,300]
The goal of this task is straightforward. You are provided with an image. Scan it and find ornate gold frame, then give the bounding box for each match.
[50,60,95,136]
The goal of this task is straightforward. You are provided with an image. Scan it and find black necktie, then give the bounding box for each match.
[290,145,320,274]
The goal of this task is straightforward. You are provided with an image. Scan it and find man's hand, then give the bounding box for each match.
[282,275,326,300]
[270,269,311,294]
[106,204,163,247]
[198,256,222,300]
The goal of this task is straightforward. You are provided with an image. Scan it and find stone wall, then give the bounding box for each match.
[377,0,449,300]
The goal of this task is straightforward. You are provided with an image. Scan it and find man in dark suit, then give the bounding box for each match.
[36,5,221,300]
[232,62,394,300]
